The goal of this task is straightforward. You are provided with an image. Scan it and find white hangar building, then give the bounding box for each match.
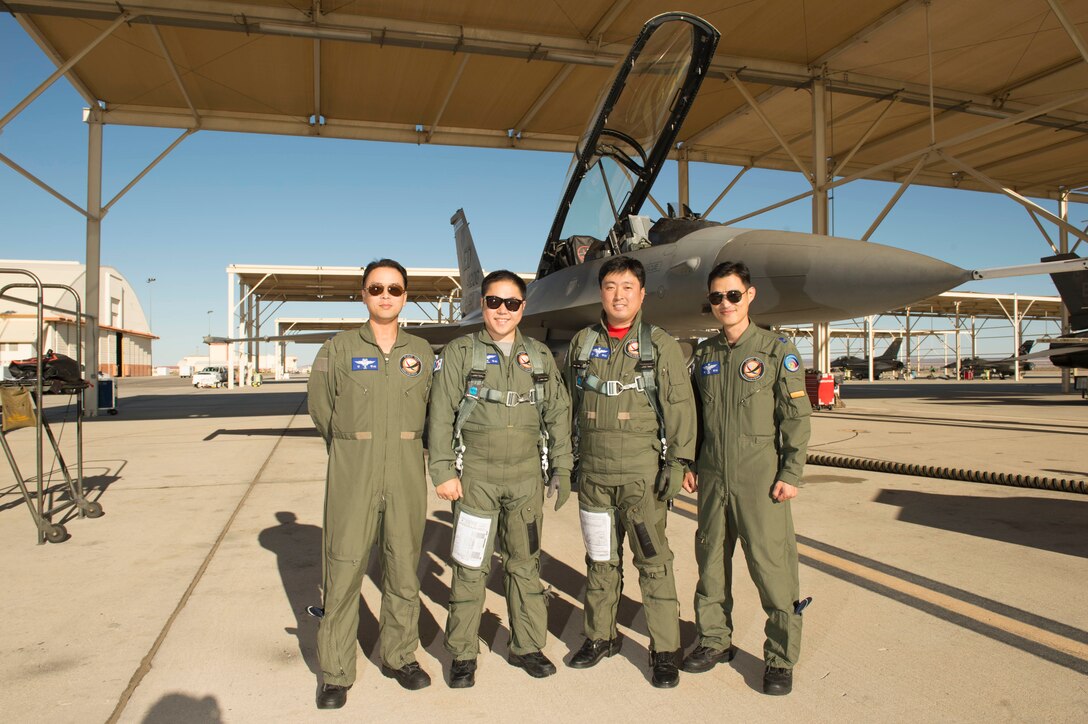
[0,260,155,378]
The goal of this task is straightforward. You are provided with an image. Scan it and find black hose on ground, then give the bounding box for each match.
[806,452,1088,495]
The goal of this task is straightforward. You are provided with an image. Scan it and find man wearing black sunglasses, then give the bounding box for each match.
[565,256,696,688]
[428,270,572,688]
[684,260,812,696]
[308,259,437,709]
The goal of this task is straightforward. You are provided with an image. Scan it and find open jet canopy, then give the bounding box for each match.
[537,13,719,279]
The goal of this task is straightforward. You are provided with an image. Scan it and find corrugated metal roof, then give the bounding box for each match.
[8,0,1088,201]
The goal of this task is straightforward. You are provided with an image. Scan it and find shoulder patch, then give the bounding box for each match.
[777,336,788,344]
[783,354,801,373]
[516,351,533,371]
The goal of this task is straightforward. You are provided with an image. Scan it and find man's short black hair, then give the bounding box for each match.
[481,269,527,298]
[707,260,751,289]
[598,256,646,288]
[363,259,408,287]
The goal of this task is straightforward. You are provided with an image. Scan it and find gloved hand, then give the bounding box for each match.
[656,460,685,501]
[546,469,572,511]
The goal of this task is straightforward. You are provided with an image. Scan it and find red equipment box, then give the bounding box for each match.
[805,372,836,410]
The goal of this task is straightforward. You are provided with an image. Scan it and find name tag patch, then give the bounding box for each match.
[590,345,610,359]
[351,357,379,371]
[486,353,500,365]
[701,361,721,376]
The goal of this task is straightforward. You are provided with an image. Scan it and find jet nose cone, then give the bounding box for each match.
[721,230,972,325]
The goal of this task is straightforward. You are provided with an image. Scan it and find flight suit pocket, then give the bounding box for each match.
[511,504,542,558]
[739,383,775,436]
[333,373,372,435]
[451,503,498,570]
[625,506,660,561]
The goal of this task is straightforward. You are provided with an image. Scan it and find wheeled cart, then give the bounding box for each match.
[805,371,836,410]
[0,269,104,544]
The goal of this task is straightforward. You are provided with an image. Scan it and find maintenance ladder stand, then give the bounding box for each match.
[0,269,104,544]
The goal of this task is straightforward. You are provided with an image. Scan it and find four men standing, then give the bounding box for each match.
[308,256,809,707]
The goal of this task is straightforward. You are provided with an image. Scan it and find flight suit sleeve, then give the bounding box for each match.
[542,349,573,473]
[656,334,697,463]
[307,340,335,445]
[774,342,812,485]
[426,340,466,485]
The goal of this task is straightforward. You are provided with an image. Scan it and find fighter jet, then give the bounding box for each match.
[946,341,1035,379]
[208,13,1088,354]
[830,339,905,380]
[1004,257,1088,370]
[438,13,1086,355]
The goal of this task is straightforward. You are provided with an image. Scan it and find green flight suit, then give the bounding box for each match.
[307,324,435,686]
[567,312,696,654]
[427,329,573,661]
[691,322,811,668]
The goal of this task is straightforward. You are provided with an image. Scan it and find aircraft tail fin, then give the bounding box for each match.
[452,209,483,318]
[1043,253,1088,331]
[1018,339,1035,356]
[880,337,903,360]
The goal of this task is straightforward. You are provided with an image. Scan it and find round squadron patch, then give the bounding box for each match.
[624,339,641,359]
[516,351,533,371]
[783,354,801,373]
[399,354,423,377]
[739,356,765,381]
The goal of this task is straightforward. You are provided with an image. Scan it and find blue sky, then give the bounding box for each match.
[2,15,1083,365]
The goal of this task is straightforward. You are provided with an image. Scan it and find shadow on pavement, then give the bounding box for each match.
[83,391,307,422]
[140,692,222,723]
[874,489,1088,559]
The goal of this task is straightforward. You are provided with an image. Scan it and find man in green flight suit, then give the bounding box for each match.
[308,259,436,710]
[428,270,573,688]
[683,260,812,696]
[565,256,696,688]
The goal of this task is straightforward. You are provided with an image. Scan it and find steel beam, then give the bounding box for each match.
[0,12,129,131]
[938,151,1088,246]
[731,75,811,181]
[85,113,102,415]
[1047,0,1088,66]
[861,153,929,240]
[0,151,89,216]
[103,130,194,213]
[426,53,470,144]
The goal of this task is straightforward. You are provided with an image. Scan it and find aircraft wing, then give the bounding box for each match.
[1007,344,1088,362]
[204,332,337,345]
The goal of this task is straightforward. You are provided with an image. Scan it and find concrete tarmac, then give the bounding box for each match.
[1,376,1085,723]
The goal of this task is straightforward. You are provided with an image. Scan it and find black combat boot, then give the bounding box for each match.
[449,659,477,688]
[568,637,621,669]
[650,650,681,688]
[681,644,736,673]
[316,683,350,709]
[509,650,557,678]
[763,665,793,695]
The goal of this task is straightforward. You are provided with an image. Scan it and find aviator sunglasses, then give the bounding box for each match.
[708,289,746,305]
[365,283,405,297]
[484,295,525,312]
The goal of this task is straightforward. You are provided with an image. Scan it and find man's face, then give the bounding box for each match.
[600,270,645,328]
[708,273,755,329]
[362,266,407,325]
[481,279,525,340]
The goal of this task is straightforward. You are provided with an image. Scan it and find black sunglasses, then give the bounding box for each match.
[484,295,525,312]
[366,283,405,297]
[708,289,746,305]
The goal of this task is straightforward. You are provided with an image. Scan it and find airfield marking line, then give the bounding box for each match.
[106,399,306,724]
[669,497,1088,662]
[838,405,1088,428]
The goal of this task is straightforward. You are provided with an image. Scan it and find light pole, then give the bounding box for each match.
[146,277,156,331]
[146,277,156,371]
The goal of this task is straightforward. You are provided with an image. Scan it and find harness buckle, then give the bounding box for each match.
[633,376,646,392]
[504,391,521,407]
[602,380,623,396]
